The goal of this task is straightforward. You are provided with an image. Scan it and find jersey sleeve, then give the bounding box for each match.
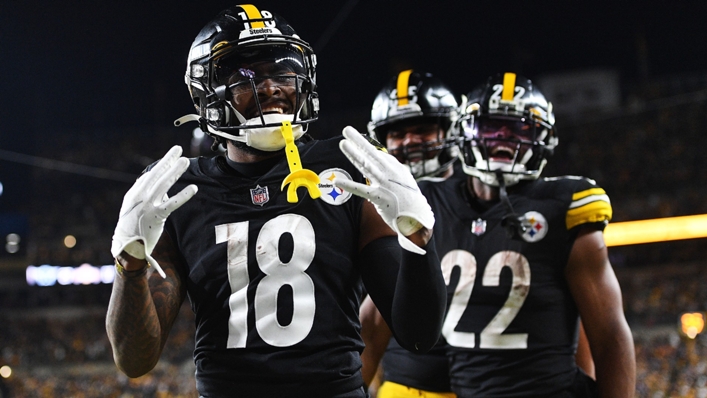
[565,178,612,231]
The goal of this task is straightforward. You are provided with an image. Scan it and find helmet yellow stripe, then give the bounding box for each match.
[396,69,413,106]
[502,72,517,101]
[239,4,265,28]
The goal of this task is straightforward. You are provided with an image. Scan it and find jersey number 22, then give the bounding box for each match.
[441,250,530,349]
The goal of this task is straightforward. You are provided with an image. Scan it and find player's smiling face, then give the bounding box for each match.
[228,61,304,119]
[385,121,443,164]
[476,117,535,162]
[215,45,309,122]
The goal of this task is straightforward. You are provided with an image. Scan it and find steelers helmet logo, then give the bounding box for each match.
[318,168,353,205]
[520,211,548,242]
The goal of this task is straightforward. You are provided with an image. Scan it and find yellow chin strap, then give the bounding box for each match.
[280,121,321,203]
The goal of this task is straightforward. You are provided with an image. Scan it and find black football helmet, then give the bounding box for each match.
[367,70,458,179]
[458,72,557,186]
[175,4,318,150]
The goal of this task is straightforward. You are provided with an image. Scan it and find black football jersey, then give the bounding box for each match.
[419,175,611,397]
[163,137,369,397]
[380,164,466,393]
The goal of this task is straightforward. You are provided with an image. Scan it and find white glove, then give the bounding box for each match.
[111,145,198,278]
[334,126,435,255]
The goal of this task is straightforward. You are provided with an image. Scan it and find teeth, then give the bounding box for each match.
[262,107,284,114]
[491,147,514,156]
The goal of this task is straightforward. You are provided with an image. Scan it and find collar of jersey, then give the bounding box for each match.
[223,153,285,178]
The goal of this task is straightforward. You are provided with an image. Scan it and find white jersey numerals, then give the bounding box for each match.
[216,214,317,349]
[441,250,530,349]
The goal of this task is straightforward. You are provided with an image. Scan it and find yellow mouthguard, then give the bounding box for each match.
[280,121,321,203]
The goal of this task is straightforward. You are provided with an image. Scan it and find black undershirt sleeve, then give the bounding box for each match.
[358,235,446,353]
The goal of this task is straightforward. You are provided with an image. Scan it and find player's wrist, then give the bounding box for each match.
[115,261,149,278]
[396,216,423,236]
[405,226,432,248]
[115,252,150,277]
[122,240,146,260]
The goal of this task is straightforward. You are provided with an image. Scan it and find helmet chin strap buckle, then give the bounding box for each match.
[280,121,321,203]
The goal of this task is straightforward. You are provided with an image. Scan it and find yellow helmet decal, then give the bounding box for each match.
[396,69,413,106]
[501,72,517,102]
[238,4,265,28]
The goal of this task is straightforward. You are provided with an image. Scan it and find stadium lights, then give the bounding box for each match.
[18,214,707,286]
[64,234,77,248]
[604,214,707,247]
[26,264,115,286]
[5,233,20,254]
[680,312,705,339]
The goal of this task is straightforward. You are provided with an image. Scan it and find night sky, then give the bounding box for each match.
[1,1,707,205]
[4,1,707,133]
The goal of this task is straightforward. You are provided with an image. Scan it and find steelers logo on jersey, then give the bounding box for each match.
[520,211,548,242]
[318,168,353,205]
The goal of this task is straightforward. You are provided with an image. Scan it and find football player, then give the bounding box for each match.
[360,72,602,398]
[360,70,459,398]
[428,72,635,397]
[367,70,460,181]
[105,5,447,397]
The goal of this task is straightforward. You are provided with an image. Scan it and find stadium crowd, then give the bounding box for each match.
[4,264,707,397]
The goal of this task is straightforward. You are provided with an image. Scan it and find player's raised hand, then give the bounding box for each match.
[335,126,434,255]
[111,145,198,278]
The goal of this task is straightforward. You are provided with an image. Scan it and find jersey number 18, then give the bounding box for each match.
[216,213,316,349]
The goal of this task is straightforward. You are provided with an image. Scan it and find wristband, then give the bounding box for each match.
[114,258,150,278]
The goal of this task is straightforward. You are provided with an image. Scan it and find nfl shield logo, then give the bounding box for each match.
[471,219,486,236]
[250,185,269,206]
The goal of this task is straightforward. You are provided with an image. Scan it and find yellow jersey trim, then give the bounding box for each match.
[566,200,612,230]
[377,381,456,398]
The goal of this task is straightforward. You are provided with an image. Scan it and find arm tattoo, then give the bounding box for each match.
[106,233,186,377]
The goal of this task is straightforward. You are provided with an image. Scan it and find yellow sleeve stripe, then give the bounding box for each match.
[239,4,265,28]
[396,69,413,106]
[501,72,516,101]
[572,187,607,201]
[566,200,613,230]
[569,193,611,210]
